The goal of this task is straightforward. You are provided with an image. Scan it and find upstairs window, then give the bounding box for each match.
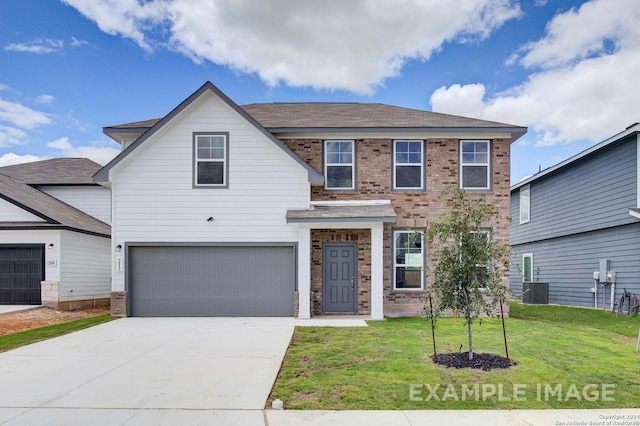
[324,140,355,190]
[393,140,424,190]
[393,230,424,290]
[520,185,530,224]
[460,140,490,190]
[194,133,228,187]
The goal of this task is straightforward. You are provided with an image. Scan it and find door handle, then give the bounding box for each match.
[351,277,354,289]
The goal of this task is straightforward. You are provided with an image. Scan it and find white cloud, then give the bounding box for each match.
[34,95,55,105]
[0,99,51,129]
[0,125,27,146]
[4,39,64,54]
[430,0,640,146]
[0,152,48,167]
[70,37,91,47]
[62,0,521,94]
[47,137,119,164]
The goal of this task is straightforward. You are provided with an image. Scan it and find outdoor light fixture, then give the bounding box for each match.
[47,243,54,249]
[115,244,122,252]
[206,217,214,222]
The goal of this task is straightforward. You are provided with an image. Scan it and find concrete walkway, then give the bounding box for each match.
[0,317,295,424]
[2,407,639,425]
[0,305,41,315]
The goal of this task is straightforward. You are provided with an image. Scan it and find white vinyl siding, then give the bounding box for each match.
[38,186,111,224]
[519,185,530,224]
[460,140,491,190]
[0,229,60,282]
[0,199,44,222]
[59,231,111,302]
[393,140,424,190]
[393,230,424,290]
[110,91,310,292]
[324,140,355,190]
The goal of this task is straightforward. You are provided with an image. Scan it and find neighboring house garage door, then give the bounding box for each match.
[0,245,44,305]
[128,245,295,317]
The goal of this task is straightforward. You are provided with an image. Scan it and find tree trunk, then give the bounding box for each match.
[467,319,473,360]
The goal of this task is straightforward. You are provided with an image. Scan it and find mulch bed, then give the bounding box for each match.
[433,352,516,371]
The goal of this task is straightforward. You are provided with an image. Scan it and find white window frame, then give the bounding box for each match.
[522,253,533,283]
[194,133,228,188]
[469,229,492,288]
[460,140,491,190]
[520,185,530,224]
[393,140,424,190]
[393,229,424,290]
[324,140,355,190]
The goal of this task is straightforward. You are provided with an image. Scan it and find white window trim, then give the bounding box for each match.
[522,253,534,283]
[194,133,228,188]
[393,229,425,291]
[520,185,530,224]
[324,140,355,190]
[393,140,424,190]
[460,140,491,190]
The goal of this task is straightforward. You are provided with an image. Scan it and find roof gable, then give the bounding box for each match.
[95,81,324,184]
[0,171,110,237]
[511,123,640,192]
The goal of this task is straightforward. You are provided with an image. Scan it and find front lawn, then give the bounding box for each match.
[0,315,115,353]
[269,303,640,410]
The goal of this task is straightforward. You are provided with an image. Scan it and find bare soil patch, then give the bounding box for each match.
[434,352,516,371]
[0,306,110,336]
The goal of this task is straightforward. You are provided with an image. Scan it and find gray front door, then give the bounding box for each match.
[323,243,357,313]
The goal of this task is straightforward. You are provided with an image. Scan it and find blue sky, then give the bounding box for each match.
[1,0,639,184]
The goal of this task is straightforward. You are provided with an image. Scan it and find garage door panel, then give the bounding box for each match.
[0,246,43,305]
[129,246,295,317]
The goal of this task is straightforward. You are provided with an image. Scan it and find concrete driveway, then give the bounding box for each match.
[0,317,294,425]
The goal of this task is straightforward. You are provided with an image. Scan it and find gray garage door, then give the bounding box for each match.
[129,245,295,317]
[0,245,44,305]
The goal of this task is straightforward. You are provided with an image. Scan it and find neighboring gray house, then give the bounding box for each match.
[510,123,640,309]
[0,158,111,309]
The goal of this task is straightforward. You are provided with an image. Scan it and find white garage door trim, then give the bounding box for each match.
[126,242,297,317]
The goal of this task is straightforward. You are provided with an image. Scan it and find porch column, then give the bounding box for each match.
[371,224,384,320]
[298,227,311,319]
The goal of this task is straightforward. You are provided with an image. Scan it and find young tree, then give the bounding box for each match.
[426,187,511,361]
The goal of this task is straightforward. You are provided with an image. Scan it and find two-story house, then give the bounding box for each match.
[0,158,111,309]
[96,81,525,318]
[510,123,640,310]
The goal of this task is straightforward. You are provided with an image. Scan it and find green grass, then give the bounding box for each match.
[0,314,116,353]
[269,303,640,410]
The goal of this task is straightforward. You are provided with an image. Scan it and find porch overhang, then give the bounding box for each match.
[286,203,397,224]
[293,201,392,321]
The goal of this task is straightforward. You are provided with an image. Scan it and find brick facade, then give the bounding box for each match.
[283,137,511,317]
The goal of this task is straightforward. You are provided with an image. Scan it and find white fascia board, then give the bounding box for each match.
[310,200,391,206]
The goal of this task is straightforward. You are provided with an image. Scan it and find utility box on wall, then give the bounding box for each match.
[523,282,549,304]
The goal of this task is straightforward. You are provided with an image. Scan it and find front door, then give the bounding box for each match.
[323,243,357,313]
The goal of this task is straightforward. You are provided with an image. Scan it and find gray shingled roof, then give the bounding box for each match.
[0,159,110,237]
[0,158,102,185]
[242,103,522,130]
[105,103,523,132]
[286,204,397,223]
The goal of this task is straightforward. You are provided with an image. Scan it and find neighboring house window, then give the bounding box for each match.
[520,185,530,224]
[194,133,228,187]
[393,140,424,190]
[468,229,491,287]
[460,140,490,190]
[325,140,355,190]
[522,253,533,282]
[393,230,424,290]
